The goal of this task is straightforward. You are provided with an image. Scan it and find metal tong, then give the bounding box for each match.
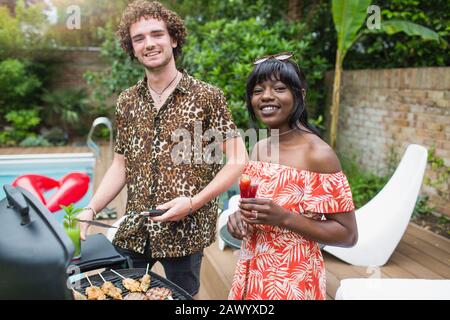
[77,209,168,229]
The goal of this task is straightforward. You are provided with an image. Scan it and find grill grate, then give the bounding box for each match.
[75,268,192,300]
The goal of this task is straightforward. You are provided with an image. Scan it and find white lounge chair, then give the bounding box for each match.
[106,216,124,242]
[323,144,428,267]
[335,278,450,300]
[217,195,240,250]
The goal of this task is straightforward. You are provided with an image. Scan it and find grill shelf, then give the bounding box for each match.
[74,268,193,300]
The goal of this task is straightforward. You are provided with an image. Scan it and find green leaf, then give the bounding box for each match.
[332,0,372,59]
[381,20,442,43]
[61,203,83,227]
[72,208,84,215]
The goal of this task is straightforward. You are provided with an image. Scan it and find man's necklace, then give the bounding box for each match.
[148,72,179,104]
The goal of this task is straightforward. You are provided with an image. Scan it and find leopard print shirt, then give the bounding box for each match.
[112,71,238,258]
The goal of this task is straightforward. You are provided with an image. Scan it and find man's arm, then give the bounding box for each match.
[79,152,127,240]
[192,136,248,211]
[152,136,248,222]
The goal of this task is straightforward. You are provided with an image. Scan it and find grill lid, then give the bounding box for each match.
[0,185,74,299]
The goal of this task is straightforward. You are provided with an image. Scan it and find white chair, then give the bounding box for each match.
[227,195,240,213]
[323,144,428,267]
[217,195,240,250]
[106,216,125,242]
[335,278,450,300]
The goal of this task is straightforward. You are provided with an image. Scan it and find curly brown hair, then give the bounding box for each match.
[117,0,187,61]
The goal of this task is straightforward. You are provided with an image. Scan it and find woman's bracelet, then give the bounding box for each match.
[83,207,97,219]
[189,197,193,215]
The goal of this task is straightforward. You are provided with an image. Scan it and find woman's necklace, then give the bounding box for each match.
[148,72,179,104]
[266,128,298,164]
[269,128,296,137]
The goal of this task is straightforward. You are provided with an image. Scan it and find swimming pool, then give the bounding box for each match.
[0,153,95,224]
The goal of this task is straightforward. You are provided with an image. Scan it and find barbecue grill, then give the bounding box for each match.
[75,268,193,300]
[0,185,192,300]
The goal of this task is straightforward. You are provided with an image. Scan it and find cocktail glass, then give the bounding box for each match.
[64,222,82,260]
[238,175,259,261]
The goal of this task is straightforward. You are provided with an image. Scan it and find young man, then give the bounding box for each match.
[77,0,247,298]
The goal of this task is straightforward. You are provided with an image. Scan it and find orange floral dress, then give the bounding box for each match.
[229,161,355,300]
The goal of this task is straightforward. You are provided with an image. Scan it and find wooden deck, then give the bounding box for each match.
[323,223,450,299]
[2,146,449,300]
[202,223,450,300]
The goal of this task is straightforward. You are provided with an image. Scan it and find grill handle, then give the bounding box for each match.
[3,185,31,225]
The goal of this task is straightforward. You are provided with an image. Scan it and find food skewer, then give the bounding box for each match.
[111,269,142,293]
[139,263,151,292]
[85,274,106,300]
[86,274,92,286]
[99,272,122,300]
[71,287,87,300]
[98,272,107,284]
[110,269,126,279]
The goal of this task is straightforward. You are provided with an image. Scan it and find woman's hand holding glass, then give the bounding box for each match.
[227,210,255,241]
[235,175,259,260]
[239,198,291,228]
[227,209,255,260]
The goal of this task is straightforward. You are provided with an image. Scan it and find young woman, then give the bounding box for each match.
[227,53,358,300]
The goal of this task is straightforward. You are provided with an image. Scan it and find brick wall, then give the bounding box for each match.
[46,47,108,91]
[325,67,450,216]
[44,47,118,117]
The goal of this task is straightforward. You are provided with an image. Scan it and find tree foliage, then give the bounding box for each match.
[329,0,442,147]
[0,0,50,58]
[84,24,143,108]
[46,0,130,47]
[165,0,278,22]
[345,0,449,68]
[181,18,329,129]
[0,59,42,114]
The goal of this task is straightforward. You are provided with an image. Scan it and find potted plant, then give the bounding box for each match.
[61,203,83,260]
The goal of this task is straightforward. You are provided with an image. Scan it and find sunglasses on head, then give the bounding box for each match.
[253,52,294,65]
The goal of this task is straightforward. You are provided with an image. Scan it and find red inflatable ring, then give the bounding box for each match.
[12,172,90,213]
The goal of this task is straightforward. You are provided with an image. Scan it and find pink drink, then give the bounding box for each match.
[239,175,251,198]
[239,175,258,199]
[248,184,258,198]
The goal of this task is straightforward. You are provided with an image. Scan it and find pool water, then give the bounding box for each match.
[0,154,94,224]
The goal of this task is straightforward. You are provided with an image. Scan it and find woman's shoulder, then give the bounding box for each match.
[302,135,342,174]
